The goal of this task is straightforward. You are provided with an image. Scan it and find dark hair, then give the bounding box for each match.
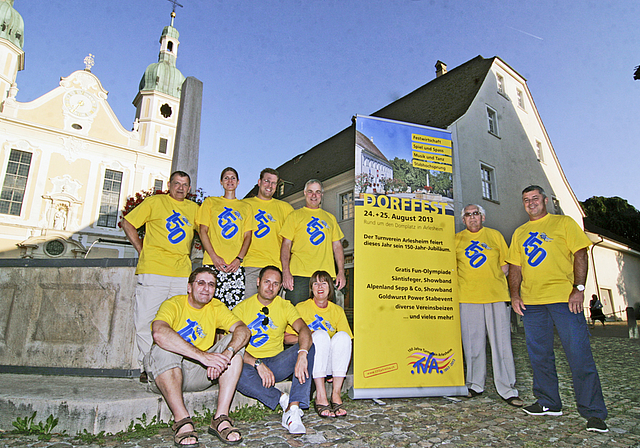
[260,168,279,181]
[170,170,191,186]
[522,185,546,198]
[220,167,239,182]
[188,266,217,285]
[259,265,282,280]
[308,270,335,302]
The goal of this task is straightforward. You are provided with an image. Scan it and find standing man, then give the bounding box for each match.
[280,179,346,305]
[243,168,294,298]
[507,185,608,433]
[233,266,315,435]
[145,267,250,446]
[122,171,199,382]
[455,204,522,407]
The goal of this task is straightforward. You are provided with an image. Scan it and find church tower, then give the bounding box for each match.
[132,10,185,161]
[0,0,24,104]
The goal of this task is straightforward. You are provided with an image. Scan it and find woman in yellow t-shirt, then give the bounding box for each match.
[197,167,254,309]
[285,270,353,418]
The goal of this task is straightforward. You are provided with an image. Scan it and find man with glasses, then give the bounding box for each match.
[143,266,250,446]
[243,168,294,298]
[507,185,608,433]
[455,204,522,407]
[280,179,346,305]
[233,266,315,434]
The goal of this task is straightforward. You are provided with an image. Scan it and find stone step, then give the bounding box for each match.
[0,373,353,435]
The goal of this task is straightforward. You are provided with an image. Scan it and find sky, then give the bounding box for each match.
[11,0,640,209]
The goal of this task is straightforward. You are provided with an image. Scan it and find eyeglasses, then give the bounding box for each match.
[195,280,216,288]
[463,211,481,217]
[261,306,269,326]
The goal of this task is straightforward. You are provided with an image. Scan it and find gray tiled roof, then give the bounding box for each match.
[249,55,495,199]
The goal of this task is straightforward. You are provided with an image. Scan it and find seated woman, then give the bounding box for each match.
[284,270,353,418]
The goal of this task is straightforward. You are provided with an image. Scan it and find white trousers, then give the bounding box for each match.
[133,273,188,367]
[311,330,352,378]
[459,302,518,399]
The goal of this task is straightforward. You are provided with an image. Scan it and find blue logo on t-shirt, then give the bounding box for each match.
[254,209,275,238]
[307,314,335,332]
[247,312,275,347]
[177,319,206,344]
[464,240,489,268]
[306,217,328,246]
[218,207,242,239]
[166,210,190,244]
[522,231,550,267]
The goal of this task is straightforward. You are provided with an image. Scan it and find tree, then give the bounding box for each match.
[581,196,640,245]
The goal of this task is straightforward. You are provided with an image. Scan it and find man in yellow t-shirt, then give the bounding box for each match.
[507,185,607,433]
[144,266,250,445]
[122,171,199,380]
[455,204,521,406]
[280,179,345,304]
[233,266,314,435]
[243,168,294,298]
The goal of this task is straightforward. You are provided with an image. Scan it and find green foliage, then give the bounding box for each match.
[115,413,169,441]
[230,403,278,422]
[581,196,640,245]
[75,429,106,444]
[389,157,452,197]
[12,412,62,441]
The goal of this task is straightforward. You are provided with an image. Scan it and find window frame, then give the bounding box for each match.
[338,189,355,222]
[97,169,123,228]
[486,105,499,137]
[516,88,525,110]
[480,162,498,202]
[0,148,33,216]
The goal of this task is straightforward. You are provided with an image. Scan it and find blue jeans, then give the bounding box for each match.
[236,343,315,410]
[284,276,310,305]
[522,303,607,419]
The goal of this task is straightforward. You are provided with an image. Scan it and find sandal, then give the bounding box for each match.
[172,417,199,447]
[503,396,524,408]
[314,402,335,418]
[208,414,243,445]
[331,401,347,418]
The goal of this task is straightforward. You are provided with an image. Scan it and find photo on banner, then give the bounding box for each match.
[350,115,465,399]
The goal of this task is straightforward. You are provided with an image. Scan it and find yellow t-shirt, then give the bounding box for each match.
[232,294,301,358]
[243,197,294,269]
[124,194,199,277]
[279,207,344,277]
[196,197,256,265]
[153,294,240,351]
[506,213,592,305]
[287,299,353,338]
[455,227,510,304]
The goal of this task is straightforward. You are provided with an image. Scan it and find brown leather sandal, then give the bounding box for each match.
[208,414,243,445]
[172,417,199,447]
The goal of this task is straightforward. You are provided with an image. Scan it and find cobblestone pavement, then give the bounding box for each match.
[1,331,639,447]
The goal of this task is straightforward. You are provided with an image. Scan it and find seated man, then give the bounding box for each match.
[233,266,315,435]
[144,266,250,446]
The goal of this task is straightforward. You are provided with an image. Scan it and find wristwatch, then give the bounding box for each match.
[226,346,235,356]
[254,359,262,368]
[573,284,585,292]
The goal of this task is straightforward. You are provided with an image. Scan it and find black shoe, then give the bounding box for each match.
[465,389,483,398]
[139,371,148,383]
[522,403,562,416]
[586,417,609,433]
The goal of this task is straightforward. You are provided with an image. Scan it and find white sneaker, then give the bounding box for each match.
[279,392,289,411]
[282,404,306,434]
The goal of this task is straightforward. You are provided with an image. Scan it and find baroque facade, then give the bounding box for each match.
[0,1,186,259]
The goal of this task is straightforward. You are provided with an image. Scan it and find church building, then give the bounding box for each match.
[0,0,187,259]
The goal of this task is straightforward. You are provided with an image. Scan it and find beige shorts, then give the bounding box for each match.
[144,333,244,393]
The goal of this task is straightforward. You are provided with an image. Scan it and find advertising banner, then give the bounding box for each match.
[350,115,465,399]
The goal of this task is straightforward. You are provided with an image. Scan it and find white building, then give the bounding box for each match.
[0,1,188,259]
